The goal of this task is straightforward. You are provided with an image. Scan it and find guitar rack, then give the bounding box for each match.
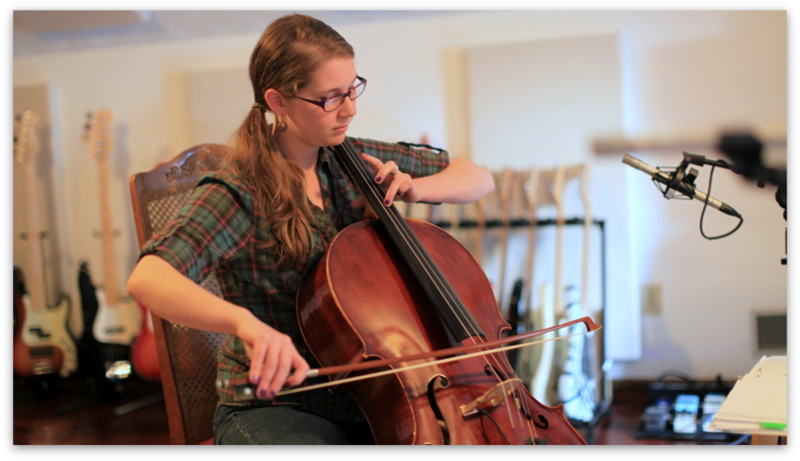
[429,216,611,444]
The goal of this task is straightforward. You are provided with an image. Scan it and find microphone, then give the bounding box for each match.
[622,154,742,218]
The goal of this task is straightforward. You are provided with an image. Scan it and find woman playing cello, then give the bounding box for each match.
[126,13,494,445]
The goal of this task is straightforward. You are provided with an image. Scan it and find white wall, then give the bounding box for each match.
[12,10,786,381]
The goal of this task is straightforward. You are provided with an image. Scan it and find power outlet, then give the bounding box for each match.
[642,283,662,314]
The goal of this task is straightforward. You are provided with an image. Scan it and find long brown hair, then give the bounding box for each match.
[226,14,354,268]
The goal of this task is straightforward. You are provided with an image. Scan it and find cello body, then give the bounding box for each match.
[297,217,586,445]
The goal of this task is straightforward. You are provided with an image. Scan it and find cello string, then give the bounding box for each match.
[341,141,492,342]
[338,141,527,439]
[339,142,470,327]
[339,141,532,441]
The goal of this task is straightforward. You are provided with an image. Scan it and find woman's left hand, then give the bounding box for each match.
[359,152,421,206]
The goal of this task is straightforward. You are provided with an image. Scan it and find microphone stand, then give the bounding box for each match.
[661,136,786,263]
[716,133,787,264]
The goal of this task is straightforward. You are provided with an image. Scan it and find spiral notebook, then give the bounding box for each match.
[708,356,787,435]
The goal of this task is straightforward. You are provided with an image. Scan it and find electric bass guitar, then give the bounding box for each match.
[83,110,142,379]
[13,110,77,378]
[77,260,129,394]
[13,265,64,378]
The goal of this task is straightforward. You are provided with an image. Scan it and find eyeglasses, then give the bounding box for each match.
[295,76,367,112]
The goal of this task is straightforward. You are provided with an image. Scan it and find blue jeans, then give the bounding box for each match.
[214,404,374,445]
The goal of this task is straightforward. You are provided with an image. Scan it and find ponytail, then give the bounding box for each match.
[226,14,354,268]
[226,105,314,269]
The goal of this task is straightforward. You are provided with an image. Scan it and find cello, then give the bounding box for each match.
[232,139,598,444]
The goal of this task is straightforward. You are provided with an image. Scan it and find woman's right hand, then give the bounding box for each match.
[237,319,310,399]
[127,256,310,399]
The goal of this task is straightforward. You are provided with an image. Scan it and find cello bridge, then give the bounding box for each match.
[460,378,524,417]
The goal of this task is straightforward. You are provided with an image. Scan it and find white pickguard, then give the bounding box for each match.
[20,293,78,377]
[92,288,142,345]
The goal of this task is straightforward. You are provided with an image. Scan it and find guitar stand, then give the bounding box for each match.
[54,393,105,415]
[52,372,125,415]
[570,399,612,445]
[13,376,60,404]
[53,375,164,417]
[112,391,164,416]
[432,216,612,443]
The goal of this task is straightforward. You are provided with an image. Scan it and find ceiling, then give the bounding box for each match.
[13,10,457,57]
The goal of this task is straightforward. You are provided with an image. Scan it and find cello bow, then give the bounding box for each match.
[222,315,601,400]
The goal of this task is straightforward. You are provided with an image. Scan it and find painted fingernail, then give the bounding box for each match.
[252,376,260,384]
[268,391,276,399]
[259,389,267,398]
[384,199,391,206]
[375,176,382,183]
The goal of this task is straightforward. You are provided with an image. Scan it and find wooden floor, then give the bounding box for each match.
[13,375,171,445]
[12,376,731,445]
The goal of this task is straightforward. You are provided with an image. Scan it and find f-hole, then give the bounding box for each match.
[426,375,451,445]
[483,364,507,380]
[533,414,549,429]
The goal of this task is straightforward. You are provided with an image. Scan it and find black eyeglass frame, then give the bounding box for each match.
[294,76,367,112]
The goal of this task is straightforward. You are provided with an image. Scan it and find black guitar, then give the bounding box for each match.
[505,278,525,368]
[77,260,128,398]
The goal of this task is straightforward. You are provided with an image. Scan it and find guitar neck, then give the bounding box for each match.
[580,166,591,311]
[22,159,48,311]
[96,149,121,304]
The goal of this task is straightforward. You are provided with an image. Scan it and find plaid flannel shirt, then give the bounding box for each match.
[140,136,449,423]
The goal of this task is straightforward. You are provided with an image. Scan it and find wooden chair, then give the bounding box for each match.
[128,144,230,445]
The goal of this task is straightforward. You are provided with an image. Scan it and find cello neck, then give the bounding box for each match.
[330,140,484,342]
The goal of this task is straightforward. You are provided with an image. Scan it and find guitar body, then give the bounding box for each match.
[92,289,142,345]
[15,292,75,377]
[13,267,64,378]
[556,289,593,422]
[77,260,133,394]
[531,283,556,404]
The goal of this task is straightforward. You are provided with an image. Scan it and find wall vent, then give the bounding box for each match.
[752,311,787,357]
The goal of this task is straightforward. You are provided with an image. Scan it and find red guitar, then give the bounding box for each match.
[130,308,160,381]
[13,110,77,378]
[13,264,64,378]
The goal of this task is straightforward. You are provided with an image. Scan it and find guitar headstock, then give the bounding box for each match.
[14,110,40,164]
[579,164,590,204]
[86,108,112,160]
[82,111,93,142]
